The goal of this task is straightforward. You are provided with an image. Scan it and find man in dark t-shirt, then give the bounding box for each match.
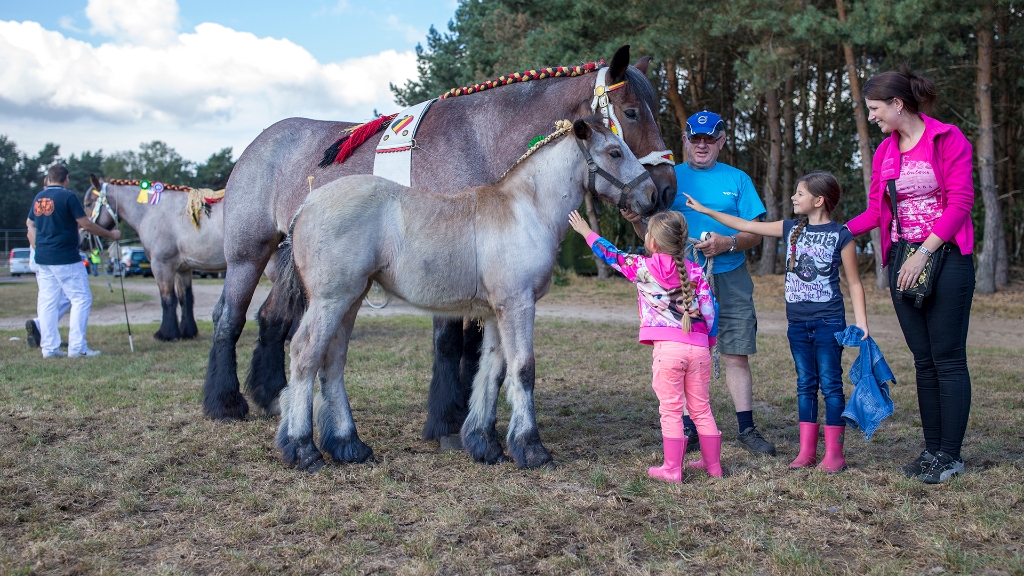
[26,164,121,358]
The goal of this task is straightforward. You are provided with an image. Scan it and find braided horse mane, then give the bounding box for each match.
[317,60,611,169]
[104,178,224,228]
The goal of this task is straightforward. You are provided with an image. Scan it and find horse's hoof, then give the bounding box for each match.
[438,433,464,452]
[280,438,324,472]
[203,391,249,421]
[322,436,373,464]
[153,331,180,342]
[462,429,508,465]
[509,441,553,470]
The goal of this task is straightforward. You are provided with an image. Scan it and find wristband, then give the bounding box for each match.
[917,245,933,257]
[728,235,737,253]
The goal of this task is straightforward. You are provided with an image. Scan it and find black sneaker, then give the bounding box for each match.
[918,451,964,484]
[684,427,700,452]
[903,450,936,478]
[735,426,778,456]
[25,319,40,348]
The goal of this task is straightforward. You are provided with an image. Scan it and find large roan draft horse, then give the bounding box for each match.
[275,117,655,471]
[204,46,677,443]
[84,175,227,341]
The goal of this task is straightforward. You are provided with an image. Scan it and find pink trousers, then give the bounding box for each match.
[651,341,718,438]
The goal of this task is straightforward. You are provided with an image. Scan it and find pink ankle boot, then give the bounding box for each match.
[648,437,686,483]
[790,422,820,468]
[816,425,847,473]
[688,432,723,478]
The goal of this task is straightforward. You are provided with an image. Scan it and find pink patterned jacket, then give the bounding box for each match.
[585,233,718,347]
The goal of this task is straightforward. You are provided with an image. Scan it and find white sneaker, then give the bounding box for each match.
[42,349,67,358]
[70,348,102,358]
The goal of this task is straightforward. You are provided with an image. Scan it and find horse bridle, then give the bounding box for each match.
[89,183,119,229]
[590,67,675,167]
[575,137,652,211]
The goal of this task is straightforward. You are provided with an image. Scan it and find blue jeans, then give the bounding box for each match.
[788,317,846,426]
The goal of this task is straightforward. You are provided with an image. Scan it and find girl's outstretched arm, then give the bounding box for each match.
[840,242,869,339]
[683,193,784,238]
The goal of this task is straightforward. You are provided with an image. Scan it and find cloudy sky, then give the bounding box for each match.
[0,0,458,162]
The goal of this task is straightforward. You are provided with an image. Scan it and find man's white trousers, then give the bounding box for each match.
[35,263,92,356]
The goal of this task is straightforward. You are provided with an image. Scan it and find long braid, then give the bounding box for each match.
[788,216,809,272]
[648,211,695,333]
[672,251,695,333]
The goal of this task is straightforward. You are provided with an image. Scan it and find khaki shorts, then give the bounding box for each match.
[712,265,757,356]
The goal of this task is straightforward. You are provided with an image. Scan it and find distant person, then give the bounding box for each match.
[624,110,777,457]
[686,172,870,473]
[26,164,121,358]
[89,248,101,276]
[569,209,724,482]
[24,247,71,349]
[847,69,976,484]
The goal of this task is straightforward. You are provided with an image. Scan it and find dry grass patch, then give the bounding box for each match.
[1,310,1022,574]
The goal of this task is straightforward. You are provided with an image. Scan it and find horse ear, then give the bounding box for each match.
[573,119,592,141]
[634,56,651,75]
[609,45,630,83]
[89,174,101,191]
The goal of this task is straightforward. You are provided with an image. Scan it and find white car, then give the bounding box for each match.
[9,248,33,276]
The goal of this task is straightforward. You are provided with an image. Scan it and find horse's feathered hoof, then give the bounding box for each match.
[509,439,553,470]
[203,390,249,421]
[462,428,508,465]
[323,436,373,464]
[279,438,325,472]
[153,330,180,342]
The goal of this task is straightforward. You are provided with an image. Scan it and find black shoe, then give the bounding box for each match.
[684,427,700,452]
[25,320,40,348]
[918,451,964,484]
[903,450,936,478]
[735,426,777,456]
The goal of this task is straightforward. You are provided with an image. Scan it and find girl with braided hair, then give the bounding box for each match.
[685,171,869,473]
[569,210,722,482]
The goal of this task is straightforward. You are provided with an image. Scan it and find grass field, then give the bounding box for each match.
[1,279,1023,574]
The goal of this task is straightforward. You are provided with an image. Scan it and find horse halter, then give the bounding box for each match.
[89,183,119,228]
[590,67,675,167]
[575,137,652,211]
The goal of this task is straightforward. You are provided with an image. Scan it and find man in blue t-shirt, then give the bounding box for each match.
[625,111,777,457]
[26,164,121,358]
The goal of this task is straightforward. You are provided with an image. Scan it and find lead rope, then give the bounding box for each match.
[89,184,134,352]
[686,238,720,379]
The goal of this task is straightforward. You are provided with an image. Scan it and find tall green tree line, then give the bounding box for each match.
[0,139,235,231]
[394,0,1023,291]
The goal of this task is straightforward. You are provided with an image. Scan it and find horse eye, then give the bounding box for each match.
[610,150,622,159]
[624,109,638,120]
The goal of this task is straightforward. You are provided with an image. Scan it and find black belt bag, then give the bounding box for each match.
[887,179,946,308]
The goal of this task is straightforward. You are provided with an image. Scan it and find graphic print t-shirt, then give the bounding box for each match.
[27,186,86,265]
[782,220,853,322]
[890,139,943,243]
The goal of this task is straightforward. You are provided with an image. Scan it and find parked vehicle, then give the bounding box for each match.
[121,248,152,277]
[8,248,32,276]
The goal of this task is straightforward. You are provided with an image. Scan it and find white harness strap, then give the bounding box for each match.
[90,183,118,227]
[590,67,675,167]
[373,98,437,186]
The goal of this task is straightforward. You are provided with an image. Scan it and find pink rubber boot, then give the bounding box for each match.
[789,422,820,468]
[648,437,686,483]
[687,433,723,478]
[816,425,847,473]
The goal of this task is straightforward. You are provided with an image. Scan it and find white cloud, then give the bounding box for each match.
[85,0,179,46]
[0,14,418,161]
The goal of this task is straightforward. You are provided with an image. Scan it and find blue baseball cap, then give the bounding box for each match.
[686,110,725,139]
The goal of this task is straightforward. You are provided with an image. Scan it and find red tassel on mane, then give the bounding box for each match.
[332,113,398,165]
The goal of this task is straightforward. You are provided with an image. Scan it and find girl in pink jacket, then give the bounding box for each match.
[568,210,722,482]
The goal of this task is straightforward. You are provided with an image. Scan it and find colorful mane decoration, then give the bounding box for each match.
[318,60,607,168]
[186,188,225,228]
[103,178,223,228]
[317,114,399,168]
[439,61,604,99]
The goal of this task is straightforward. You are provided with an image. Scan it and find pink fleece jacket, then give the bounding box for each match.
[585,233,717,348]
[846,114,975,266]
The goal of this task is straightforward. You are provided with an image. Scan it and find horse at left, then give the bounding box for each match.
[84,175,227,341]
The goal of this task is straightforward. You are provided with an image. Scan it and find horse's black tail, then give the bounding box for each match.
[244,234,307,413]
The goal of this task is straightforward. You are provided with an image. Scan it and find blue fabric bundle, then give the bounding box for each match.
[835,326,895,441]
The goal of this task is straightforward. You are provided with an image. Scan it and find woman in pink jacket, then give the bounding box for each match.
[846,69,975,484]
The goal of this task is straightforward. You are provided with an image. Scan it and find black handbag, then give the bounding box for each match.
[886,179,946,308]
